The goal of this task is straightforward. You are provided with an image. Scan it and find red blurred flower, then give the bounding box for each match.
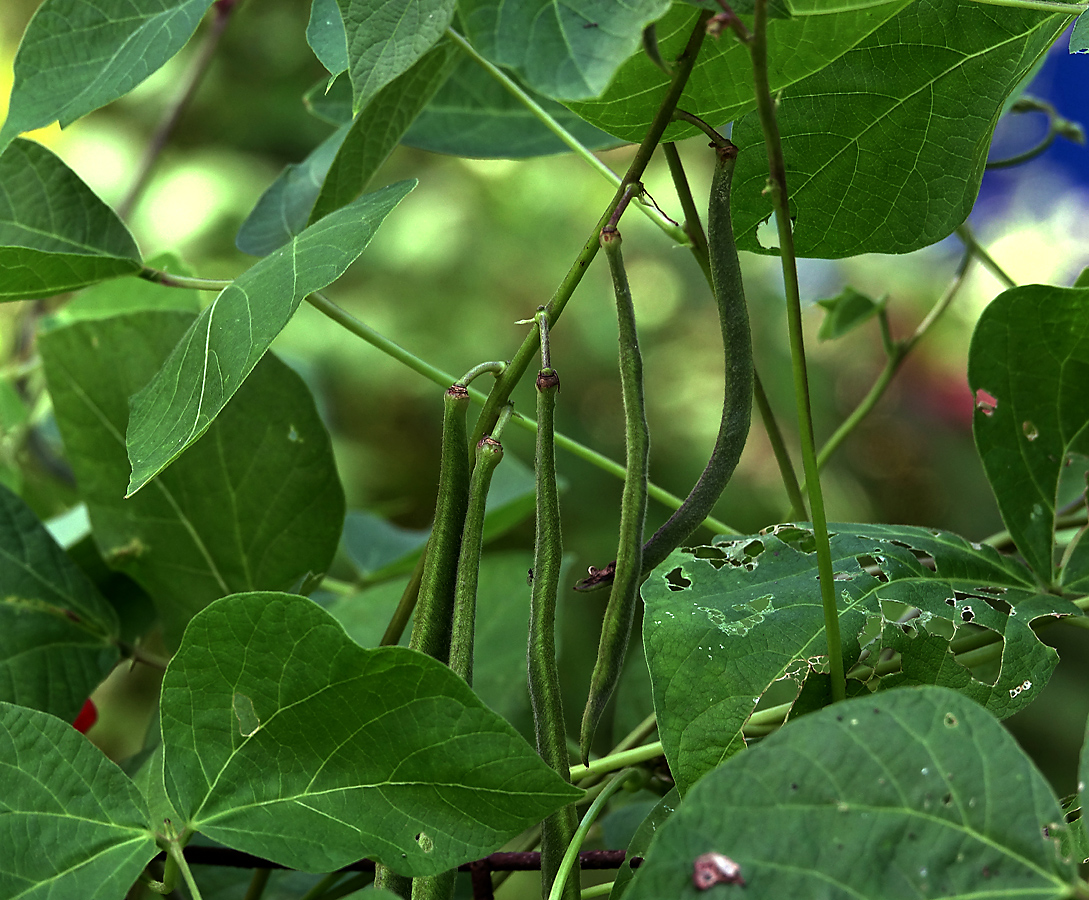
[72,698,97,733]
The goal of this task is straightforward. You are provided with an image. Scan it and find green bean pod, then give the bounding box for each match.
[529,365,580,899]
[575,143,752,591]
[642,142,752,571]
[448,434,505,685]
[409,383,471,663]
[580,227,649,763]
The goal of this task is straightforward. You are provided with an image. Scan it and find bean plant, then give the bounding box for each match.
[2,0,1089,899]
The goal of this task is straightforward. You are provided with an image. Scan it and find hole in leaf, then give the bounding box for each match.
[416,832,434,853]
[665,568,691,591]
[975,389,997,416]
[772,526,816,554]
[232,693,260,738]
[944,713,958,727]
[1023,420,1039,441]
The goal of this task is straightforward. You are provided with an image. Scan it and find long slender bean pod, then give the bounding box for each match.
[448,417,508,685]
[641,142,752,570]
[409,384,471,663]
[413,410,506,900]
[576,142,753,592]
[580,228,649,762]
[528,313,579,899]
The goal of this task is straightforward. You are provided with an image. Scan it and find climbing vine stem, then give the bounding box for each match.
[746,0,845,701]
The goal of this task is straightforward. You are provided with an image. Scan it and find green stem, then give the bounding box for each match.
[548,772,638,900]
[754,370,807,519]
[319,874,372,900]
[168,842,205,900]
[138,268,231,291]
[954,224,1017,289]
[242,869,271,900]
[581,883,615,899]
[298,873,344,900]
[581,228,650,763]
[749,0,845,702]
[815,251,972,474]
[445,29,687,243]
[468,11,712,448]
[569,741,664,783]
[459,361,506,385]
[381,549,425,646]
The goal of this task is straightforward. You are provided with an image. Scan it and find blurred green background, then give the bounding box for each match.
[2,0,1088,818]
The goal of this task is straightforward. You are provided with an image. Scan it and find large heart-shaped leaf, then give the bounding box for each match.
[0,485,119,721]
[125,180,414,495]
[0,0,216,153]
[565,1,911,142]
[161,591,581,873]
[643,524,1079,791]
[459,0,671,102]
[625,688,1076,900]
[729,0,1072,258]
[41,312,345,648]
[0,140,141,301]
[334,0,455,113]
[0,702,158,900]
[969,285,1089,585]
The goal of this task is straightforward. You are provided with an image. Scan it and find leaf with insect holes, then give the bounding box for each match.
[642,524,1079,792]
[0,0,217,153]
[969,285,1089,584]
[125,180,414,495]
[0,140,141,301]
[566,1,911,142]
[0,484,119,721]
[161,591,581,873]
[729,0,1072,258]
[625,688,1077,900]
[0,702,158,900]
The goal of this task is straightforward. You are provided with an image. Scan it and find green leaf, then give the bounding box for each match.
[308,0,350,75]
[730,0,1073,258]
[0,140,141,301]
[304,71,355,126]
[0,0,216,153]
[41,312,345,648]
[643,524,1079,791]
[125,180,414,495]
[0,702,158,900]
[403,53,620,158]
[609,788,678,900]
[161,591,581,873]
[241,41,453,256]
[342,511,430,581]
[1078,717,1089,861]
[625,688,1076,900]
[235,124,352,257]
[309,40,456,224]
[459,0,671,102]
[566,2,911,143]
[816,287,887,341]
[968,285,1089,584]
[1058,793,1089,868]
[0,484,119,721]
[47,254,200,326]
[1071,10,1089,53]
[335,0,455,114]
